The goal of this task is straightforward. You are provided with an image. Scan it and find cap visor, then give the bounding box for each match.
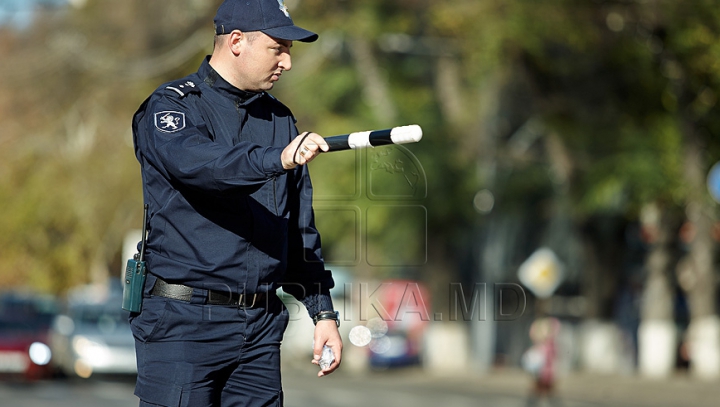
[262,25,318,42]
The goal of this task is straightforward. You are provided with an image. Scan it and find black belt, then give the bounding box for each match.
[151,277,266,307]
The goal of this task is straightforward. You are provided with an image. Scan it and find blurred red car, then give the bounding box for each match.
[0,292,58,380]
[365,279,430,368]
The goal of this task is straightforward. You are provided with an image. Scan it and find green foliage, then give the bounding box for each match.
[2,0,720,294]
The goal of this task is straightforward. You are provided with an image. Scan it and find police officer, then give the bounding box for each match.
[130,0,342,405]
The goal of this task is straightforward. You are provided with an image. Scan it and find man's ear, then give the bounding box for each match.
[228,30,244,56]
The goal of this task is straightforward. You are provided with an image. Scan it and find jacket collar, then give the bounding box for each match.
[200,57,263,106]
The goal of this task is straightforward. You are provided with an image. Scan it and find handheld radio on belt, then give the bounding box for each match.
[122,204,149,313]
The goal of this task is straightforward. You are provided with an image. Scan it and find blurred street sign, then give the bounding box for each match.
[708,161,720,204]
[517,248,564,299]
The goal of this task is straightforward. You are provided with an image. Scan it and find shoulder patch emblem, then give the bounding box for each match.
[154,111,186,133]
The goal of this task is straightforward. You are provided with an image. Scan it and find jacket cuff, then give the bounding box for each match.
[301,293,335,319]
[262,147,286,176]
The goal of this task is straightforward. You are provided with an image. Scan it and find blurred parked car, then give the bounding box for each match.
[50,283,137,379]
[0,292,58,380]
[365,279,430,369]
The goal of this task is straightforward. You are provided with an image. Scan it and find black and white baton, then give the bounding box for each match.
[323,124,423,152]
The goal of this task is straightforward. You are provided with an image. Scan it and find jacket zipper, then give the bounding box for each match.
[272,177,279,215]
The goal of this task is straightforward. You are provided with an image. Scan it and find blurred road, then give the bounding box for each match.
[0,377,136,407]
[1,367,718,407]
[284,365,720,407]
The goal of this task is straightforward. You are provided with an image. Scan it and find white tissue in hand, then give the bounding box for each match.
[319,345,334,370]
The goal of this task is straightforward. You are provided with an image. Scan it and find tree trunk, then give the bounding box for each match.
[678,124,719,379]
[434,55,466,127]
[348,37,397,126]
[638,203,677,378]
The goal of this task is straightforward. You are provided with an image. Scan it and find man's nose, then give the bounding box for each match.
[280,54,292,71]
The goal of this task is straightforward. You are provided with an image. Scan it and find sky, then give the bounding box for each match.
[0,0,69,30]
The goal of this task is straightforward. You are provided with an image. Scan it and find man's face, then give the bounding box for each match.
[235,32,292,92]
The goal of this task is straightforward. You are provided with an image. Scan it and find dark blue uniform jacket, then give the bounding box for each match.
[132,58,334,316]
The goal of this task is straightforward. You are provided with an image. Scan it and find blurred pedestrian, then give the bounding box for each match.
[521,317,563,407]
[129,0,342,406]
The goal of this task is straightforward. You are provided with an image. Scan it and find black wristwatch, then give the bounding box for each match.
[313,310,340,327]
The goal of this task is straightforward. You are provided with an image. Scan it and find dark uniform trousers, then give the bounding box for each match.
[130,293,289,407]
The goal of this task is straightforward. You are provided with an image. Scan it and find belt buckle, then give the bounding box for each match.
[238,294,258,308]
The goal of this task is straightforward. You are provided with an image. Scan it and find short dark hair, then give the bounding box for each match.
[213,31,258,50]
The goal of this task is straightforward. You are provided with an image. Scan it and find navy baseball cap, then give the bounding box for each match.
[214,0,318,43]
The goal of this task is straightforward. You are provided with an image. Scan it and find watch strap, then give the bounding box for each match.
[313,310,340,327]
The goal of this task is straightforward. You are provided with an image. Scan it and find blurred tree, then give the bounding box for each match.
[0,0,218,293]
[420,0,719,375]
[1,0,718,377]
[280,0,473,292]
[642,0,720,377]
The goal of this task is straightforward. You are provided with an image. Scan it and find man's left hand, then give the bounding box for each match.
[312,320,343,377]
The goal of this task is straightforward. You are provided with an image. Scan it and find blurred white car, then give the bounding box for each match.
[50,285,136,379]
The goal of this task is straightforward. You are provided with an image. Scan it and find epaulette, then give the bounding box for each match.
[164,79,201,98]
